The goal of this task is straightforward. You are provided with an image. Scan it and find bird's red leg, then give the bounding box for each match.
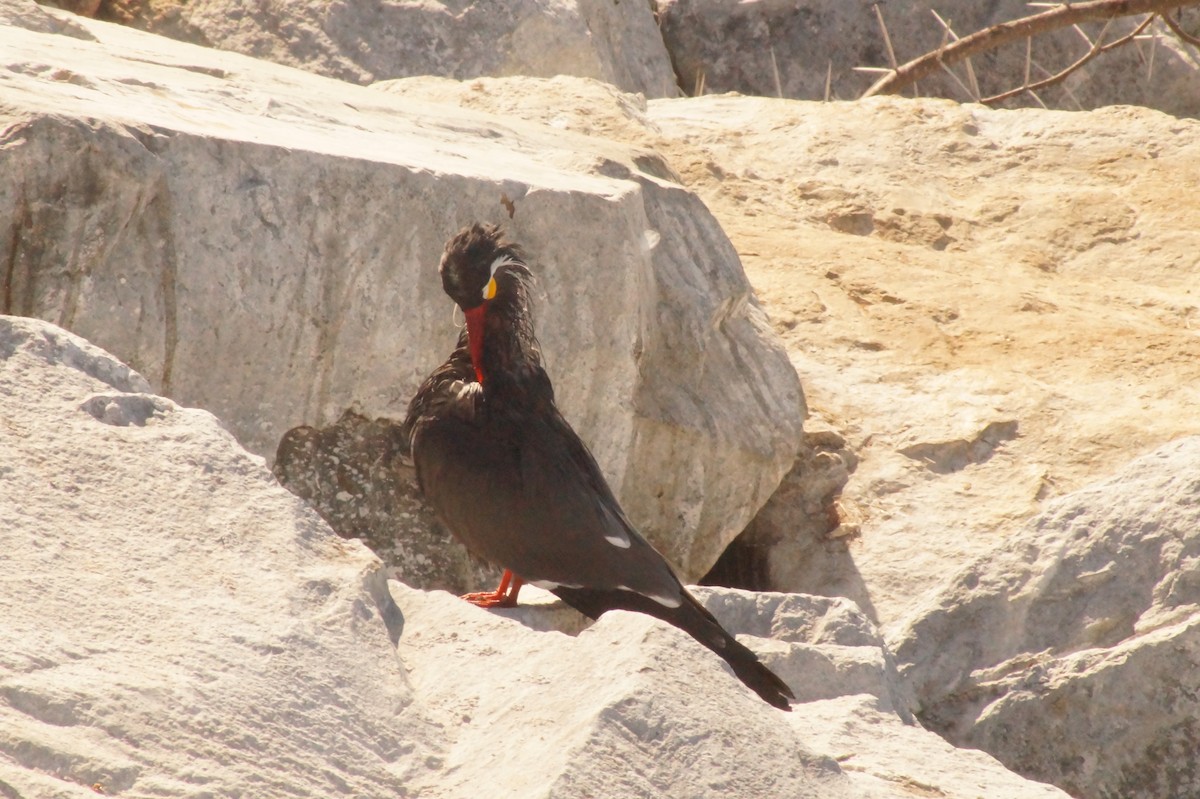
[460,570,524,608]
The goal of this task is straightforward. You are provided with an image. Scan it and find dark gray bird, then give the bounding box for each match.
[403,223,794,710]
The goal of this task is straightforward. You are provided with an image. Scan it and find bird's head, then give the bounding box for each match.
[439,223,527,312]
[438,223,531,384]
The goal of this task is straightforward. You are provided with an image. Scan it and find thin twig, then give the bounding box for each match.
[824,60,833,102]
[1148,25,1158,79]
[769,45,783,98]
[938,58,980,99]
[931,10,981,100]
[1091,17,1117,47]
[1073,22,1098,47]
[964,53,982,99]
[981,14,1154,104]
[1024,35,1033,86]
[873,3,899,69]
[1034,57,1087,108]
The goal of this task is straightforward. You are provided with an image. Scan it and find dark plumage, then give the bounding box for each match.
[403,223,795,711]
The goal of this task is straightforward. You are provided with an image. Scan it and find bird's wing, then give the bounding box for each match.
[412,387,685,609]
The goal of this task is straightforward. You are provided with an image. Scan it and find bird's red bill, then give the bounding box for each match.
[464,304,487,384]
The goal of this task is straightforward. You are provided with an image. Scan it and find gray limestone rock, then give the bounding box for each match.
[3,0,93,37]
[702,423,872,617]
[76,0,680,97]
[893,437,1200,799]
[0,314,413,797]
[393,579,1070,798]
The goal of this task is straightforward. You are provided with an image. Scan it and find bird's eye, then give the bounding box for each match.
[483,255,517,301]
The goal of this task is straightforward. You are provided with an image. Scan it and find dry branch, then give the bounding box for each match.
[981,15,1152,104]
[1162,8,1200,44]
[862,0,1198,99]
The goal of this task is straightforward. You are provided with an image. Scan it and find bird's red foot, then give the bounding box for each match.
[460,570,523,608]
[460,590,518,608]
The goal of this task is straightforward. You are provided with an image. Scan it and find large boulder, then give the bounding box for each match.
[657,0,1200,116]
[0,314,1070,799]
[0,2,802,581]
[57,0,680,97]
[0,315,410,797]
[892,437,1200,799]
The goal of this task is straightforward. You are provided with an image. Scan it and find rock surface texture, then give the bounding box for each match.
[272,410,502,594]
[72,0,681,97]
[657,0,1200,116]
[894,437,1200,799]
[0,1,803,583]
[0,315,1071,798]
[642,94,1200,630]
[0,315,411,798]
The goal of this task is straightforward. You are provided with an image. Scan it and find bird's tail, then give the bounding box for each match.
[554,587,795,711]
[666,592,795,711]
